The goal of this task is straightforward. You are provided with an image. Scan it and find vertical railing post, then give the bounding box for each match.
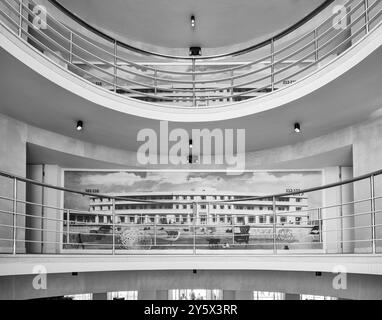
[192,58,196,107]
[193,202,196,254]
[272,196,277,254]
[364,0,370,33]
[339,182,344,254]
[318,207,323,247]
[18,0,23,37]
[314,28,319,62]
[114,40,118,93]
[12,178,17,255]
[154,70,158,96]
[271,38,275,92]
[112,198,116,255]
[230,215,234,245]
[69,31,73,64]
[154,215,157,247]
[66,209,70,245]
[230,69,234,102]
[370,175,376,254]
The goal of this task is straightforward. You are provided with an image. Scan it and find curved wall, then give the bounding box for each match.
[1,269,382,300]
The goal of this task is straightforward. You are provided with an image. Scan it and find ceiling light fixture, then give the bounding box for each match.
[294,122,301,133]
[76,120,84,131]
[191,15,196,28]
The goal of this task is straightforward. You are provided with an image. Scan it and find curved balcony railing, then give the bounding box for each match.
[0,0,381,107]
[0,168,381,255]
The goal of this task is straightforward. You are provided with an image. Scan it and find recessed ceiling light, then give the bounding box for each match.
[76,120,84,131]
[294,122,301,133]
[191,15,196,28]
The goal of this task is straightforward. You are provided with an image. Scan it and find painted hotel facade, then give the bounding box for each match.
[72,192,310,227]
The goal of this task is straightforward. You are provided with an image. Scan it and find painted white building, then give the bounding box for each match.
[74,192,310,227]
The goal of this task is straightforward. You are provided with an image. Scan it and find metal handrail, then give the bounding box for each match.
[21,0,366,79]
[6,4,374,102]
[0,168,382,204]
[0,0,380,106]
[0,169,382,205]
[0,0,374,101]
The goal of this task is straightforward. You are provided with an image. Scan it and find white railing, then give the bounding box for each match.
[0,0,381,107]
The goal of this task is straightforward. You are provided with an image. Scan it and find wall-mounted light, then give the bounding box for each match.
[76,120,84,131]
[191,15,196,28]
[189,139,193,149]
[294,122,301,133]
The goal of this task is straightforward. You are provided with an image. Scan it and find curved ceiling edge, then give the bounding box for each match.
[49,0,335,59]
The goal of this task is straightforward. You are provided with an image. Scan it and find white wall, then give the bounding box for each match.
[1,269,382,300]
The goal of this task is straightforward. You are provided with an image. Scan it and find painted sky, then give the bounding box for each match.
[64,170,322,211]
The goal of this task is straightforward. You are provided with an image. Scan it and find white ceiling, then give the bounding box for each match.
[56,0,327,50]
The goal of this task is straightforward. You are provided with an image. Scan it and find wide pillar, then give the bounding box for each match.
[223,290,236,300]
[341,167,355,253]
[93,292,107,300]
[235,291,253,300]
[156,290,168,300]
[26,165,43,254]
[139,290,157,300]
[352,119,382,253]
[322,167,354,254]
[322,167,341,253]
[26,165,62,254]
[0,115,26,254]
[285,293,300,300]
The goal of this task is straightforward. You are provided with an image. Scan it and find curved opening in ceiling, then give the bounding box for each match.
[52,0,333,56]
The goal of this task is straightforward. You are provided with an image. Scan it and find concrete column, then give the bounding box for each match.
[341,167,355,253]
[139,290,157,300]
[26,165,43,254]
[93,292,107,300]
[285,293,300,300]
[322,167,342,254]
[43,165,62,254]
[223,290,236,300]
[0,115,26,254]
[26,165,62,254]
[156,290,169,300]
[353,119,382,253]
